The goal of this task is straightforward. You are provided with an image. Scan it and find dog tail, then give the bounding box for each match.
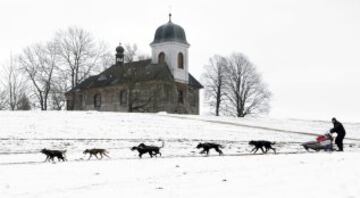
[62,150,67,158]
[271,142,276,145]
[160,139,165,148]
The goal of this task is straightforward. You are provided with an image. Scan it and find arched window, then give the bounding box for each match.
[119,90,128,106]
[158,52,165,64]
[94,94,101,108]
[177,89,184,104]
[177,53,184,69]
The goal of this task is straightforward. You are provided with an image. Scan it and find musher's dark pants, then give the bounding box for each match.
[335,135,345,151]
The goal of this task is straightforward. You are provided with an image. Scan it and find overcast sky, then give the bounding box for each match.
[0,0,359,122]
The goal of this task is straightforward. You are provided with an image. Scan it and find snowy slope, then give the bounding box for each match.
[2,111,359,140]
[0,111,360,198]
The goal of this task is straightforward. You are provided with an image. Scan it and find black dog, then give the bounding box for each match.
[41,148,67,162]
[83,148,110,160]
[131,141,164,158]
[249,140,276,154]
[196,142,224,156]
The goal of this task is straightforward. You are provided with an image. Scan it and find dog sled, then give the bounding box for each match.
[302,133,333,151]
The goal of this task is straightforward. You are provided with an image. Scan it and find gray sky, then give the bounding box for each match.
[1,0,359,122]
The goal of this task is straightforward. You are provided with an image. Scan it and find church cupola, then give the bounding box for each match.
[151,14,188,45]
[115,43,124,65]
[150,14,190,83]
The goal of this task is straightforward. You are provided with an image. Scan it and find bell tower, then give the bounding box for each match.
[150,14,190,83]
[115,43,124,66]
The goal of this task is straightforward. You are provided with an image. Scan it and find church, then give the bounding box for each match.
[65,15,203,114]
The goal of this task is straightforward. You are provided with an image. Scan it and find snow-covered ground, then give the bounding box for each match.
[0,111,359,197]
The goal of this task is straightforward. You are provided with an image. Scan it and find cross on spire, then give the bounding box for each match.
[169,13,172,22]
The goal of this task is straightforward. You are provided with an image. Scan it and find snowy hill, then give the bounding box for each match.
[0,111,359,198]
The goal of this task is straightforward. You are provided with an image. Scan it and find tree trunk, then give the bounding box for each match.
[215,90,221,116]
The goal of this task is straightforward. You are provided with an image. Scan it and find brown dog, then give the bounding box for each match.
[83,148,110,160]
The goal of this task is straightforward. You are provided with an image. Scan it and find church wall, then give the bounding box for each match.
[172,82,200,114]
[67,80,200,115]
[186,86,200,114]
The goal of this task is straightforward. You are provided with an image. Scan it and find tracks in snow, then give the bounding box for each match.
[0,150,322,166]
[161,115,360,142]
[0,138,309,155]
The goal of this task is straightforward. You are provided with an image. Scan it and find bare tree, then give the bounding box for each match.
[99,52,115,70]
[0,55,27,110]
[126,67,154,112]
[50,86,66,110]
[49,65,71,110]
[137,54,151,61]
[124,43,138,63]
[17,93,31,110]
[0,89,6,110]
[55,26,110,89]
[19,42,58,110]
[224,53,271,117]
[123,43,150,63]
[128,88,157,112]
[202,55,228,116]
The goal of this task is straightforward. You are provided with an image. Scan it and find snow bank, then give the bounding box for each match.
[1,152,359,198]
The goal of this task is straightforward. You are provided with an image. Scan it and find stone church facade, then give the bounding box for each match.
[65,15,203,114]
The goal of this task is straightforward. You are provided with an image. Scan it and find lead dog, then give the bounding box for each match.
[249,140,276,154]
[41,148,67,162]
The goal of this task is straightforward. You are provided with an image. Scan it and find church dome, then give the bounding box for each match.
[152,15,188,45]
[116,44,124,53]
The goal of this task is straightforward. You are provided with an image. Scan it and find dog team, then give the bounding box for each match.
[40,140,276,162]
[40,117,346,162]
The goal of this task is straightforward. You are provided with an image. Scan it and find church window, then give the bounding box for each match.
[78,94,83,105]
[158,52,165,64]
[120,90,128,105]
[66,99,74,110]
[94,94,101,108]
[177,89,184,104]
[177,53,184,69]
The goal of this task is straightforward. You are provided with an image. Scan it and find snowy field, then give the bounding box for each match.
[1,111,360,198]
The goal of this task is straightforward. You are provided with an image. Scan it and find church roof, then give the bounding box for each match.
[188,74,203,89]
[67,59,202,93]
[151,18,188,45]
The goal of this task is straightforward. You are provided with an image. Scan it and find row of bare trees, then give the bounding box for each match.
[16,27,111,110]
[0,26,149,111]
[0,56,30,110]
[202,53,271,117]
